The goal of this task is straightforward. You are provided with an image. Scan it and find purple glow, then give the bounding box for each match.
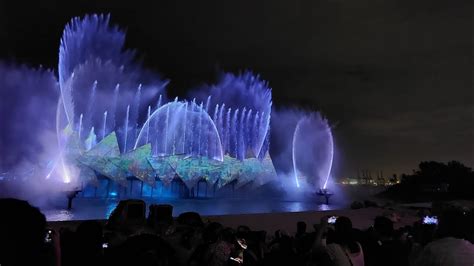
[134,101,224,161]
[292,119,302,188]
[292,113,334,190]
[0,14,336,203]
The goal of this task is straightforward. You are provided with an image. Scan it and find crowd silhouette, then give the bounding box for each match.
[0,198,473,266]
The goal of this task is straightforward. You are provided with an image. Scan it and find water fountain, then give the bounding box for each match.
[292,113,334,190]
[0,13,335,203]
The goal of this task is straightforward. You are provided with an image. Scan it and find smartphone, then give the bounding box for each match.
[45,229,53,243]
[422,216,438,225]
[230,257,243,264]
[328,216,338,224]
[237,239,247,250]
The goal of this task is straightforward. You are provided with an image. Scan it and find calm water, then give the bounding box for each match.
[42,197,343,221]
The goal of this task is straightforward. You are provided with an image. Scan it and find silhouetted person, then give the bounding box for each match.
[0,198,47,266]
[189,222,224,266]
[66,190,80,210]
[364,216,407,266]
[415,209,474,266]
[296,221,307,238]
[205,227,236,266]
[106,233,176,266]
[314,216,364,266]
[265,230,296,266]
[73,220,104,266]
[294,221,313,264]
[177,212,204,228]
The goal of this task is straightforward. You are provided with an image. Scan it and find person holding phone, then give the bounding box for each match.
[312,216,365,266]
[414,210,474,266]
[328,216,338,224]
[364,216,409,266]
[422,216,438,225]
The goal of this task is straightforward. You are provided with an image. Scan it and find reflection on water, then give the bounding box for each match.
[44,198,345,221]
[319,204,331,211]
[43,209,75,221]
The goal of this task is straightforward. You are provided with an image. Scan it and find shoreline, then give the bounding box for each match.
[48,205,422,234]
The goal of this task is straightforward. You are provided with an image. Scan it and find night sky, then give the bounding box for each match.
[0,0,472,178]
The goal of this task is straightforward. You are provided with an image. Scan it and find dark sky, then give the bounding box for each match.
[0,0,472,177]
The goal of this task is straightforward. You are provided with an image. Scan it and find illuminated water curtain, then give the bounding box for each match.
[37,14,333,196]
[292,114,334,189]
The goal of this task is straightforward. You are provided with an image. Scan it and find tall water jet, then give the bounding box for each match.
[145,105,151,144]
[168,98,179,155]
[232,109,239,157]
[85,127,97,151]
[154,102,160,156]
[205,96,211,113]
[102,111,108,139]
[164,103,170,154]
[323,128,334,189]
[213,104,219,127]
[78,113,84,141]
[252,111,260,155]
[257,111,266,158]
[156,94,162,109]
[203,102,209,157]
[259,130,270,160]
[239,108,247,160]
[218,103,225,142]
[154,114,159,156]
[110,84,120,129]
[259,110,272,159]
[225,108,231,154]
[54,97,71,184]
[246,109,252,153]
[182,101,188,154]
[123,105,130,153]
[84,81,97,130]
[189,102,195,154]
[213,104,220,156]
[198,102,204,156]
[292,119,302,188]
[131,84,142,140]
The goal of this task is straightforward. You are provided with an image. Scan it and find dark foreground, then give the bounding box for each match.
[1,197,473,266]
